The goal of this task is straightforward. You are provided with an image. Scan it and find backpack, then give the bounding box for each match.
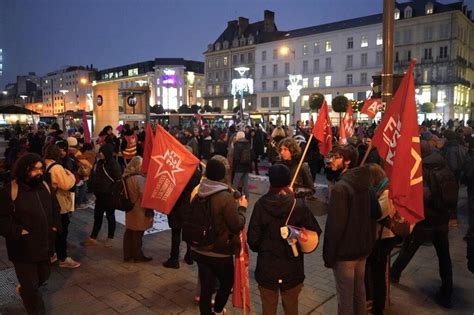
[44,162,61,186]
[426,164,459,212]
[110,173,140,213]
[240,146,252,164]
[182,195,217,247]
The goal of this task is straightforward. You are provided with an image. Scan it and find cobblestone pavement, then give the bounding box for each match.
[0,172,473,314]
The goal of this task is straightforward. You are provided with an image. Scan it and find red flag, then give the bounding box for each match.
[140,123,154,174]
[141,124,200,214]
[82,112,91,144]
[338,101,354,144]
[338,119,347,145]
[361,97,383,119]
[372,60,424,224]
[312,100,333,157]
[232,230,251,312]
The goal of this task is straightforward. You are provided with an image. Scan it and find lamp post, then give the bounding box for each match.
[280,46,302,128]
[231,66,254,128]
[59,89,69,130]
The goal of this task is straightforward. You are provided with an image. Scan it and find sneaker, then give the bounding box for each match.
[50,253,58,264]
[59,257,81,269]
[213,307,226,314]
[162,259,179,269]
[184,252,194,265]
[82,238,98,246]
[133,256,152,263]
[103,239,113,248]
[435,290,452,309]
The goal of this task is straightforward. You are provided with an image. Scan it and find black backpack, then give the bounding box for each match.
[240,146,253,164]
[182,195,217,247]
[426,164,459,212]
[103,165,138,213]
[44,162,61,187]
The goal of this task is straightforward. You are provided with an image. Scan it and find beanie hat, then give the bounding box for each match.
[235,131,246,141]
[269,164,291,188]
[206,159,226,181]
[55,140,68,151]
[67,136,78,147]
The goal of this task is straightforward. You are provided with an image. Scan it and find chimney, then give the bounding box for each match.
[264,10,276,32]
[228,20,238,28]
[238,17,249,36]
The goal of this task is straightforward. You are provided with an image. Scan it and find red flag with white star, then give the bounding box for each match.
[141,124,200,214]
[372,60,424,224]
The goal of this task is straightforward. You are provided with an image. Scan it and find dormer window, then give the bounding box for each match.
[425,2,434,15]
[405,6,412,18]
[232,38,239,48]
[248,35,254,45]
[223,41,229,49]
[394,8,400,20]
[240,37,246,46]
[215,42,221,51]
[208,44,214,52]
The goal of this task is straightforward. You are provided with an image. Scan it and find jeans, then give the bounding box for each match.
[91,195,116,239]
[170,227,190,260]
[193,251,234,315]
[13,261,50,315]
[258,284,302,315]
[391,225,452,296]
[56,213,70,261]
[333,258,367,315]
[232,172,249,198]
[75,183,88,205]
[123,229,145,260]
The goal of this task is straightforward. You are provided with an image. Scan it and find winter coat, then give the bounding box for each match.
[123,170,153,231]
[45,159,76,214]
[191,178,246,256]
[167,168,201,229]
[253,129,266,156]
[323,166,376,268]
[93,145,122,196]
[442,139,466,180]
[0,181,61,263]
[247,191,321,291]
[232,138,252,173]
[200,136,214,160]
[280,159,314,192]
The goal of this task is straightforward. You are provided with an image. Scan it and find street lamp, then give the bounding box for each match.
[59,89,69,130]
[280,46,302,127]
[231,66,254,127]
[2,90,7,95]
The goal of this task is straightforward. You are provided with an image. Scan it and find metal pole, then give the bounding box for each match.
[382,0,395,109]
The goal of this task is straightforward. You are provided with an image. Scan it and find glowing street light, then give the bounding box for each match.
[231,67,254,126]
[2,90,7,95]
[280,45,301,127]
[80,77,88,85]
[59,89,69,130]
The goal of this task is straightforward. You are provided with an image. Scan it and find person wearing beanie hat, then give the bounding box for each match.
[232,130,252,198]
[67,136,78,148]
[191,158,248,314]
[248,164,321,314]
[0,153,61,314]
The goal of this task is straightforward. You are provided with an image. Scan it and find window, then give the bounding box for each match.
[273,49,278,60]
[215,85,220,95]
[314,59,320,72]
[361,73,368,85]
[302,78,308,88]
[346,74,353,85]
[233,54,238,65]
[303,44,308,55]
[325,57,331,71]
[262,65,266,77]
[406,50,411,61]
[262,51,267,61]
[325,40,332,52]
[314,42,320,54]
[394,8,400,20]
[426,2,434,14]
[313,77,320,88]
[347,37,354,49]
[207,85,212,95]
[285,79,290,87]
[361,35,369,48]
[223,70,228,80]
[261,97,269,108]
[394,31,400,44]
[197,90,202,98]
[215,72,219,81]
[303,60,308,73]
[439,46,448,58]
[424,48,432,60]
[404,6,412,18]
[395,51,399,62]
[248,52,253,63]
[284,63,290,74]
[273,80,278,90]
[240,54,245,63]
[271,96,280,108]
[346,55,353,68]
[262,81,267,91]
[403,29,412,43]
[424,26,433,41]
[376,51,383,65]
[376,33,383,45]
[273,64,278,76]
[215,59,219,67]
[324,76,332,87]
[361,53,368,67]
[282,96,290,108]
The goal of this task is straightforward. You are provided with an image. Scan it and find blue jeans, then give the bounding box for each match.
[232,172,249,198]
[76,183,88,204]
[333,258,367,315]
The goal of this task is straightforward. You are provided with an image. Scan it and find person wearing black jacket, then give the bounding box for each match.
[83,144,122,247]
[323,145,377,315]
[0,153,60,314]
[248,164,321,315]
[232,131,252,198]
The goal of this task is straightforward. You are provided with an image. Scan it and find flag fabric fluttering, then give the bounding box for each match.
[338,101,354,144]
[312,100,333,157]
[140,123,154,174]
[82,112,91,144]
[232,230,251,313]
[361,97,383,119]
[141,124,200,214]
[372,60,424,224]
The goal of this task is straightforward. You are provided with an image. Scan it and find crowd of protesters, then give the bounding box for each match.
[0,115,473,314]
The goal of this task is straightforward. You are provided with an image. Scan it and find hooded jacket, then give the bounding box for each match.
[232,138,252,173]
[191,178,246,257]
[323,166,376,268]
[93,144,122,195]
[247,191,321,291]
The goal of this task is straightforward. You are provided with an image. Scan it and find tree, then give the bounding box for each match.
[332,95,349,113]
[151,105,164,114]
[420,102,435,113]
[178,104,190,114]
[203,104,212,112]
[212,107,222,113]
[190,105,200,113]
[309,93,325,112]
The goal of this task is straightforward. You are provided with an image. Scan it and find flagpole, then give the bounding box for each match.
[290,135,314,188]
[360,142,373,166]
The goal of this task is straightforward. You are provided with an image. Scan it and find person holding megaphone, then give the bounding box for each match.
[247,164,322,315]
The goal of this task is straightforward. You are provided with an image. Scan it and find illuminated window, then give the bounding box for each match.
[425,2,433,14]
[313,77,320,88]
[394,9,400,20]
[215,85,220,95]
[376,33,383,45]
[223,56,228,65]
[223,99,228,110]
[361,35,368,47]
[325,76,331,87]
[302,78,308,88]
[325,40,332,52]
[303,44,308,55]
[405,6,412,18]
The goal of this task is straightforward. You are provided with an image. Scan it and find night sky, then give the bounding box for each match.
[1,0,473,87]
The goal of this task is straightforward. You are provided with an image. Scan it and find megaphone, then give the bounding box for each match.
[280,225,301,257]
[281,225,320,257]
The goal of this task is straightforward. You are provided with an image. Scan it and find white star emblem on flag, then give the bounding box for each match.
[151,150,184,185]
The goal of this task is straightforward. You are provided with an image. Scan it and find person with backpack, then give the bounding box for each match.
[43,144,80,269]
[391,140,456,308]
[232,131,252,198]
[323,145,379,315]
[83,144,122,247]
[247,164,321,315]
[187,158,248,315]
[0,153,61,314]
[120,124,138,165]
[122,156,154,262]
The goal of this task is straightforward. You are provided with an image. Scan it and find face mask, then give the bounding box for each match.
[26,174,44,187]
